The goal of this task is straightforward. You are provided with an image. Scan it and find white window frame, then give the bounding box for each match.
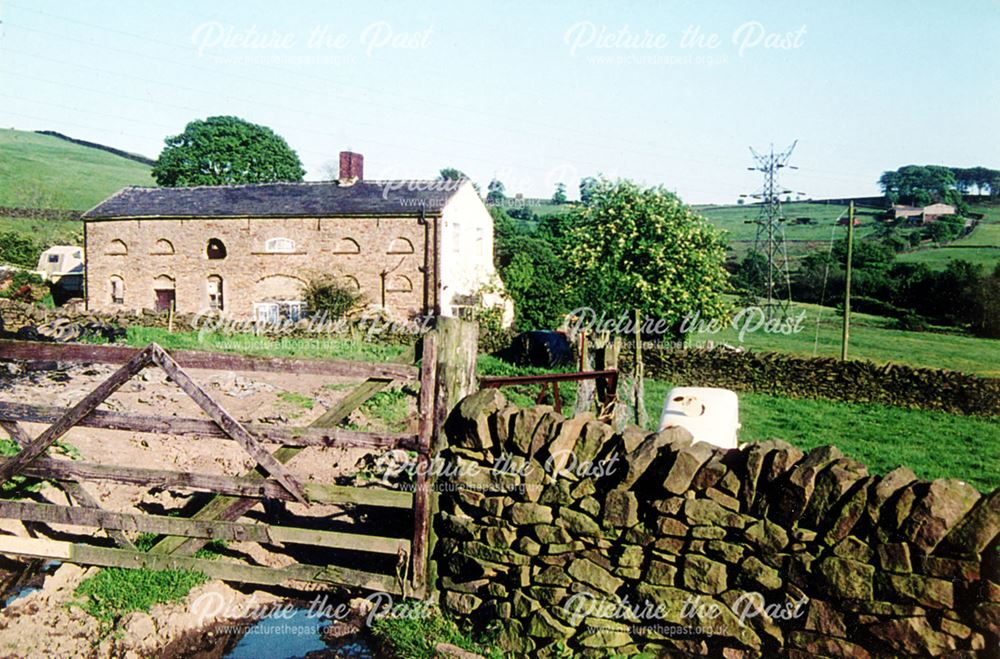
[265,237,296,253]
[254,302,279,323]
[110,277,125,305]
[254,300,305,323]
[207,277,223,311]
[279,300,306,321]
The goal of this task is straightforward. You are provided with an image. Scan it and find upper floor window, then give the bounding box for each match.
[106,239,128,256]
[387,237,414,254]
[332,237,361,254]
[152,239,175,255]
[265,237,296,253]
[207,238,227,260]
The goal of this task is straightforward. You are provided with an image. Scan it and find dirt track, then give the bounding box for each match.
[0,359,414,657]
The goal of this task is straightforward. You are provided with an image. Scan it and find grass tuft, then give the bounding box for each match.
[369,602,502,658]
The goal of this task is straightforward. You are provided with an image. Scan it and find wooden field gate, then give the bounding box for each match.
[0,329,460,599]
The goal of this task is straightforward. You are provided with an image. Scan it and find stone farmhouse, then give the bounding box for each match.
[83,152,506,322]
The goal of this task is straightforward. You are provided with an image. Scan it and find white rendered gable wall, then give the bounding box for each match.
[438,181,497,316]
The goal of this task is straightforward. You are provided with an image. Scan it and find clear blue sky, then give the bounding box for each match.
[1,0,997,203]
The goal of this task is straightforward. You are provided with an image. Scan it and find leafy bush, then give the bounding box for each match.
[0,270,46,302]
[894,310,928,331]
[0,232,41,268]
[303,274,365,319]
[846,296,905,319]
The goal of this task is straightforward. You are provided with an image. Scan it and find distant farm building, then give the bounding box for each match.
[889,203,957,224]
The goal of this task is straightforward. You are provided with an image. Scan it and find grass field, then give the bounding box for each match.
[0,216,83,247]
[643,380,999,491]
[481,366,998,491]
[685,299,1000,377]
[0,129,154,210]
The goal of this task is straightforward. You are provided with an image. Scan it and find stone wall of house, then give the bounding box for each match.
[85,215,431,319]
[435,390,999,657]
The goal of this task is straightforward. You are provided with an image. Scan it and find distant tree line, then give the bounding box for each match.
[878,164,999,207]
[732,239,1000,338]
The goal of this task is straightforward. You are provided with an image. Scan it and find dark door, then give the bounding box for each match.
[155,289,175,312]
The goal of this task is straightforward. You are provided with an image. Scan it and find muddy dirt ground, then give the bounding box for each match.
[0,359,416,658]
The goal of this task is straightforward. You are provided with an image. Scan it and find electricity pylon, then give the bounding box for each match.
[741,141,800,321]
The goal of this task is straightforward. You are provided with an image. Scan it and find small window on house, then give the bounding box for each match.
[207,275,224,311]
[152,239,175,255]
[110,276,124,304]
[265,237,296,253]
[73,251,81,259]
[386,275,413,293]
[254,302,278,324]
[332,237,361,254]
[387,237,414,254]
[253,301,305,323]
[47,254,60,264]
[106,239,128,256]
[207,238,227,260]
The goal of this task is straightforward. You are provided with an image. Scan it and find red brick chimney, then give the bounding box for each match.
[339,151,364,181]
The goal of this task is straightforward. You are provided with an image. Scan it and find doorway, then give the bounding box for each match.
[155,289,175,312]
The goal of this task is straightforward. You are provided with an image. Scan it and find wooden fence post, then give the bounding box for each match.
[633,310,648,428]
[424,316,478,601]
[575,330,595,415]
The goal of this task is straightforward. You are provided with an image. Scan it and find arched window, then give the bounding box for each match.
[207,275,224,311]
[265,237,296,253]
[332,237,360,254]
[387,237,414,254]
[207,238,227,260]
[152,239,175,255]
[110,276,124,304]
[106,239,128,256]
[386,275,413,293]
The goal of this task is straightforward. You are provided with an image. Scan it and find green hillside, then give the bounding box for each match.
[697,201,884,262]
[0,129,154,210]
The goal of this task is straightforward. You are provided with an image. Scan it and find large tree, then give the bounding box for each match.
[152,116,305,186]
[563,179,730,338]
[878,165,962,207]
[486,178,506,204]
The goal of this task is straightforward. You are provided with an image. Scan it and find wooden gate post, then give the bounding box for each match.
[424,316,478,601]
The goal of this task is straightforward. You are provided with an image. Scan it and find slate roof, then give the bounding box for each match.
[83,180,466,220]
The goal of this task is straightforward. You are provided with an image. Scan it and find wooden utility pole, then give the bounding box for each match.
[841,201,855,360]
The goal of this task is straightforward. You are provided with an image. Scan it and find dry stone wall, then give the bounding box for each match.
[434,389,1000,657]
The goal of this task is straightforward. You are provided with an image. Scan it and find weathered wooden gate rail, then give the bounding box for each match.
[0,335,440,596]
